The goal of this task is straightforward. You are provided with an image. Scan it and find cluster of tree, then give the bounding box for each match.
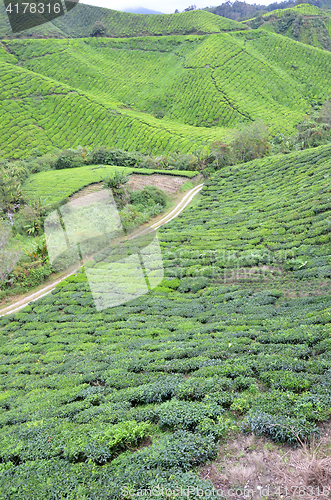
[90,21,106,37]
[188,0,331,22]
[272,99,331,153]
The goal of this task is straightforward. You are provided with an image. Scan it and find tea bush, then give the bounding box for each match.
[1,144,331,494]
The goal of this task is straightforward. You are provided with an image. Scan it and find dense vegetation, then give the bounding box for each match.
[0,149,198,298]
[244,4,331,51]
[2,29,331,159]
[0,144,330,497]
[0,4,245,39]
[1,2,331,497]
[205,0,331,21]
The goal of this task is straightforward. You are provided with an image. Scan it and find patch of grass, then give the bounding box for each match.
[23,164,196,206]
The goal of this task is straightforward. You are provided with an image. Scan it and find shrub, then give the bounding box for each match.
[111,375,183,405]
[11,261,52,289]
[231,120,271,163]
[55,150,85,170]
[241,411,320,445]
[175,376,232,400]
[156,398,223,430]
[178,277,209,293]
[117,430,217,472]
[130,186,167,209]
[105,149,142,167]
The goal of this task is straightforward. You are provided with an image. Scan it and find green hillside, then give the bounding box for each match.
[23,164,196,205]
[1,144,330,497]
[0,3,246,39]
[244,3,331,51]
[1,29,331,158]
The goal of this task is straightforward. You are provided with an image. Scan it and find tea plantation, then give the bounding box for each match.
[1,145,330,497]
[2,29,331,159]
[0,4,245,40]
[244,4,331,52]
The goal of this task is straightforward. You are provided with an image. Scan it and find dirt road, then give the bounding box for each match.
[0,183,204,317]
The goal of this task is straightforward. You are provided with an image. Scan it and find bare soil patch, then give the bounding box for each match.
[127,174,191,194]
[200,421,331,500]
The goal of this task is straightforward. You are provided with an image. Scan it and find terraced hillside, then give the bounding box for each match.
[2,29,331,158]
[244,3,331,51]
[0,145,330,497]
[0,3,245,39]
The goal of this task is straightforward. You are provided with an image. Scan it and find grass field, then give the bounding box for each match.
[23,165,197,206]
[2,29,331,159]
[1,145,330,497]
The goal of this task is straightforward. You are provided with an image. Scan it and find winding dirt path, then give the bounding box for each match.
[0,183,204,317]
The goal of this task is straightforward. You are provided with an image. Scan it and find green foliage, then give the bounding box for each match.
[103,169,130,196]
[178,277,210,293]
[90,21,106,37]
[130,186,168,209]
[196,416,238,439]
[10,260,52,289]
[157,398,224,430]
[3,30,331,159]
[119,430,217,471]
[0,3,246,40]
[2,32,331,493]
[0,221,21,283]
[55,150,86,170]
[231,120,271,163]
[241,411,320,445]
[245,4,331,52]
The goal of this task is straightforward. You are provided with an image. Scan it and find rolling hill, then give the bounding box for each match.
[0,144,330,497]
[244,3,331,51]
[0,4,246,39]
[1,28,331,158]
[1,2,331,496]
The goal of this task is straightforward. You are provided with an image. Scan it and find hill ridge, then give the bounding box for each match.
[0,4,247,39]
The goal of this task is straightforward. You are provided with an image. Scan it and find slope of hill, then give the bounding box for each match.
[1,29,331,158]
[0,144,330,497]
[244,3,331,51]
[0,3,246,39]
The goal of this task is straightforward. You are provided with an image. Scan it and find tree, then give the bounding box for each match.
[103,170,131,207]
[318,99,331,126]
[174,9,179,13]
[0,176,24,224]
[231,121,271,163]
[184,5,196,11]
[21,197,50,236]
[0,221,21,283]
[90,21,106,37]
[209,141,232,169]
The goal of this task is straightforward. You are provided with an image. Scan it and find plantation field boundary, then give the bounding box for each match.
[0,183,204,317]
[23,165,198,207]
